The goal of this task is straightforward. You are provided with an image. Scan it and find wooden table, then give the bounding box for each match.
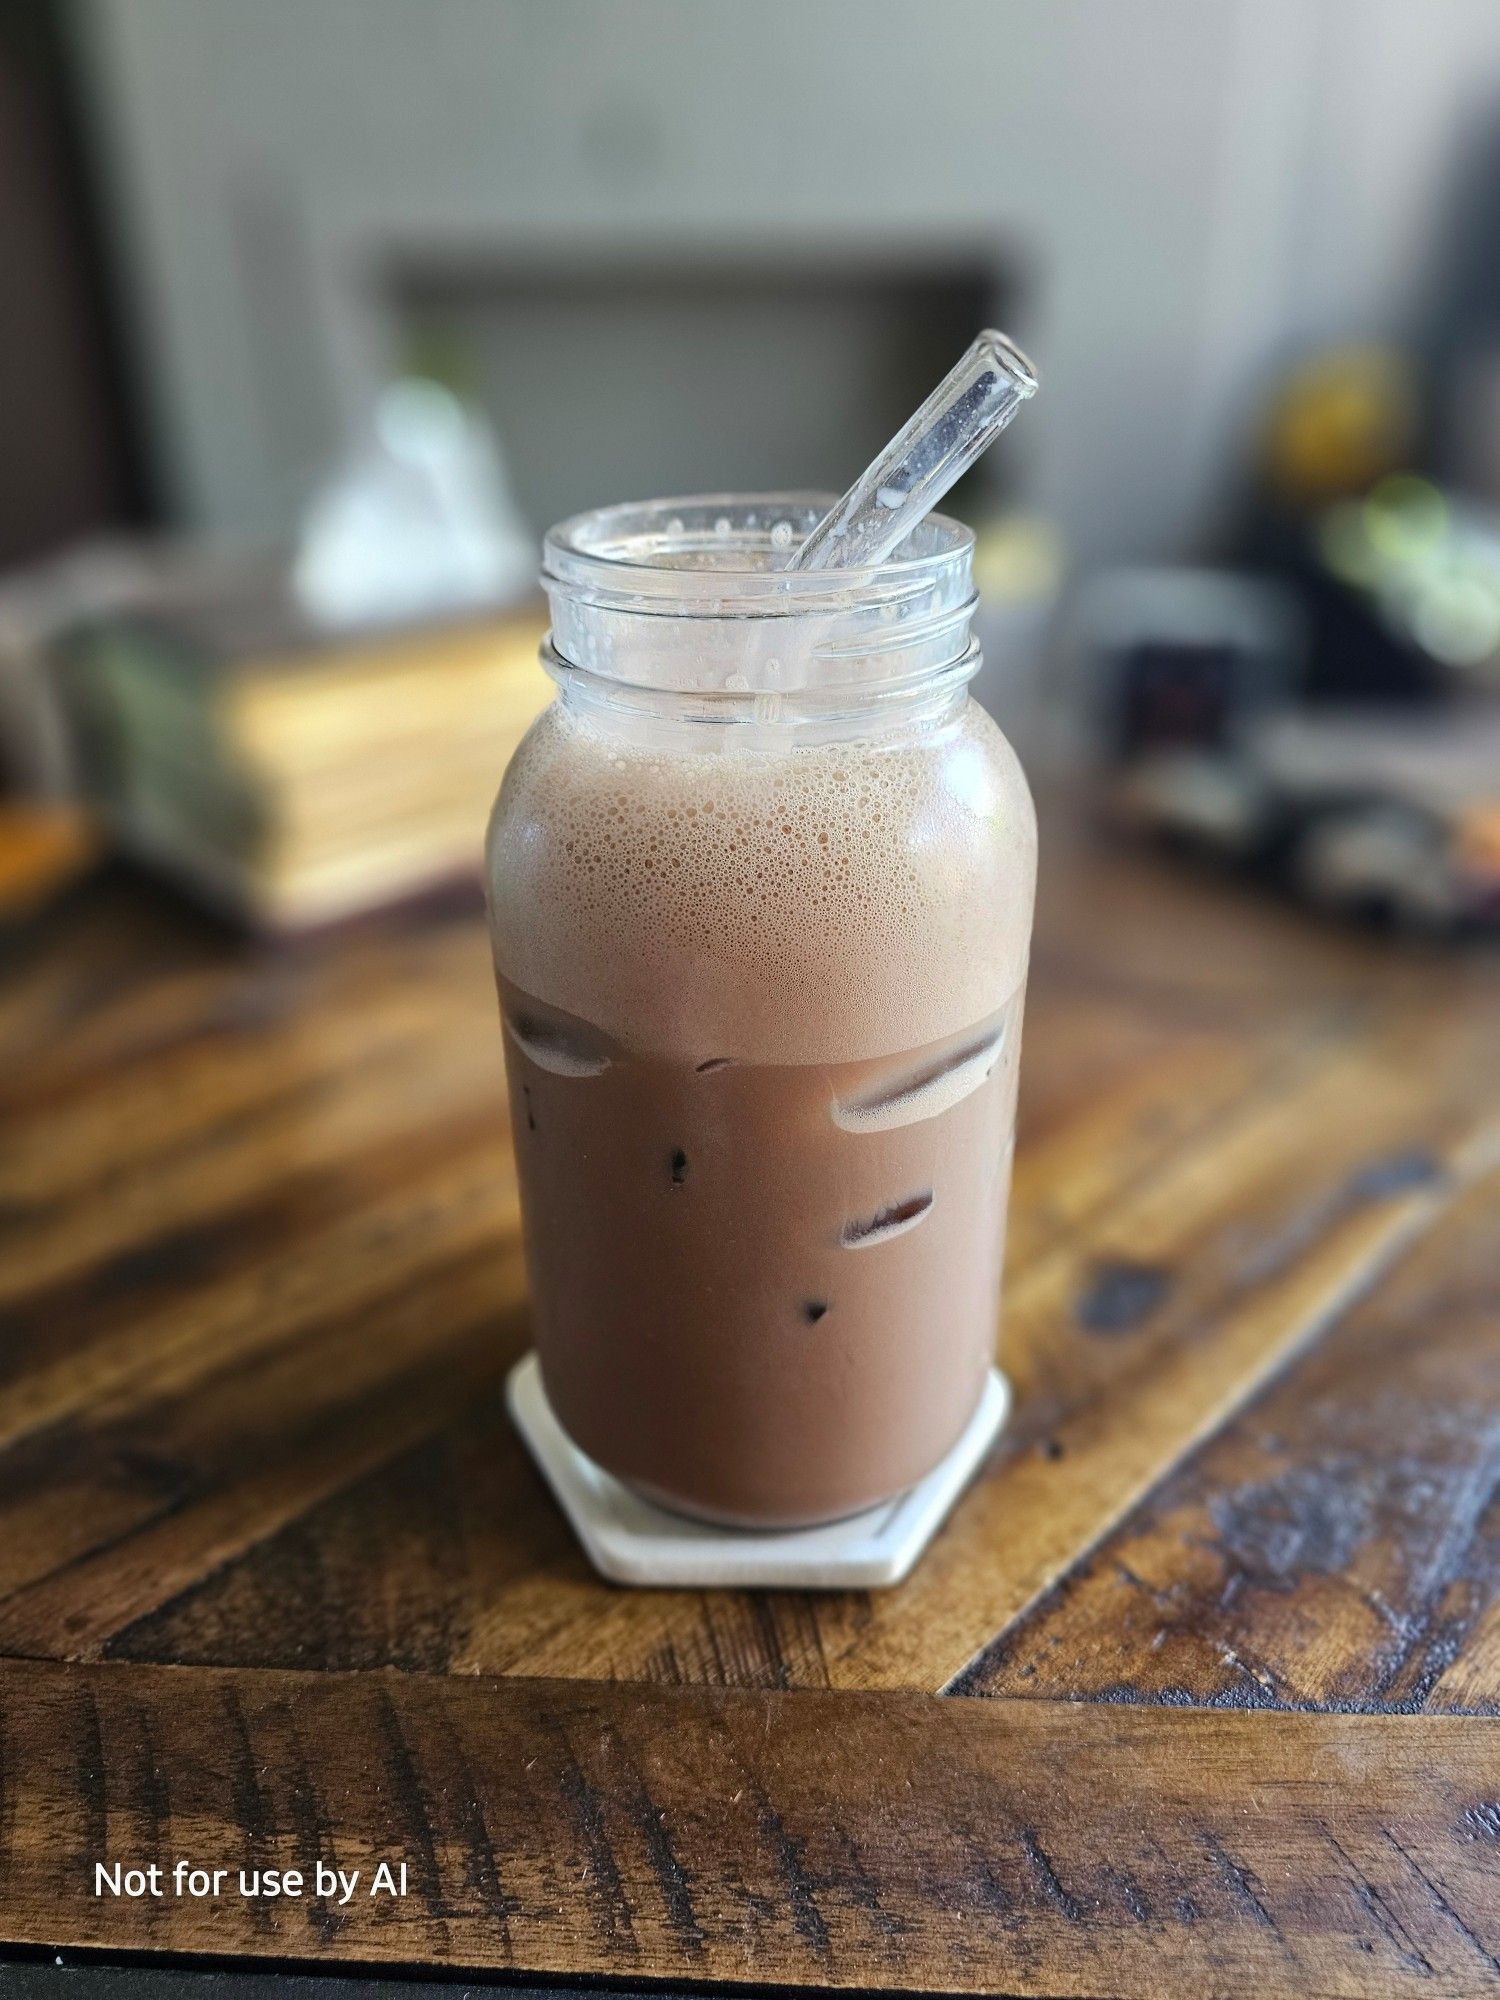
[2,805,1498,1996]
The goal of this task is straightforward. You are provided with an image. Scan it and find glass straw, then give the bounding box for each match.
[790,331,1038,573]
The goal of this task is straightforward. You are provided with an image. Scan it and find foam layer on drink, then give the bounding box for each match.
[486,699,1036,1067]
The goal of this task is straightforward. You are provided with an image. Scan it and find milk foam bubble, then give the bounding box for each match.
[486,696,1036,1067]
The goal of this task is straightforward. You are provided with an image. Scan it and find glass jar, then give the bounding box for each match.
[486,495,1036,1527]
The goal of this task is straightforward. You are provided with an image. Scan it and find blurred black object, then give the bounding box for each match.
[1107,711,1500,933]
[1079,568,1299,762]
[0,3,155,568]
[1238,348,1500,706]
[1077,548,1500,933]
[1080,328,1500,935]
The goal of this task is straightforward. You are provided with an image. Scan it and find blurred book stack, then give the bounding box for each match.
[63,568,549,929]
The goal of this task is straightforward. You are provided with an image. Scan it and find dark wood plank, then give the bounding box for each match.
[4,1659,1500,1995]
[100,1080,1481,1690]
[2,832,1497,1694]
[88,973,1497,1684]
[0,1962,674,2000]
[955,1156,1500,1711]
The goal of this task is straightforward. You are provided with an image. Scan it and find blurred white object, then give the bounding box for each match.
[1293,805,1459,927]
[293,379,535,627]
[1117,750,1271,855]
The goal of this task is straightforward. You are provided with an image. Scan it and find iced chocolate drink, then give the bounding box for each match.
[487,497,1036,1527]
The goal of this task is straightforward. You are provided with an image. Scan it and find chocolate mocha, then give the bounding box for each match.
[487,697,1035,1525]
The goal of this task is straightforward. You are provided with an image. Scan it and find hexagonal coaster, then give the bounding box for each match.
[506,1352,1010,1589]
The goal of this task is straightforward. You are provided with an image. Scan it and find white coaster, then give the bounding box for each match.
[506,1353,1010,1590]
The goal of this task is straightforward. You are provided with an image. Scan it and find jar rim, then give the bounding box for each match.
[543,492,974,614]
[542,493,979,719]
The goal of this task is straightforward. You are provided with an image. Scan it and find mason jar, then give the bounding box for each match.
[485,495,1035,1527]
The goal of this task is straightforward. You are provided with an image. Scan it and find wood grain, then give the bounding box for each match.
[4,1659,1499,1996]
[2,834,1498,1699]
[96,1012,1500,1689]
[955,1157,1500,1712]
[4,816,1500,1991]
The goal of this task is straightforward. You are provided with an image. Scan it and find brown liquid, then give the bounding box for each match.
[500,974,1022,1526]
[487,699,1036,1526]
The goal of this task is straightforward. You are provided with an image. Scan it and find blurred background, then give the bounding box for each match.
[3,0,1500,930]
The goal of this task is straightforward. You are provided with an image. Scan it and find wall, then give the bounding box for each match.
[74,0,1500,563]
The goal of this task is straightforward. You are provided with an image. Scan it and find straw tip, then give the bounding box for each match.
[978,330,1039,397]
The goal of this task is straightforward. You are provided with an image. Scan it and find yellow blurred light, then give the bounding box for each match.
[971,514,1063,600]
[1262,345,1416,504]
